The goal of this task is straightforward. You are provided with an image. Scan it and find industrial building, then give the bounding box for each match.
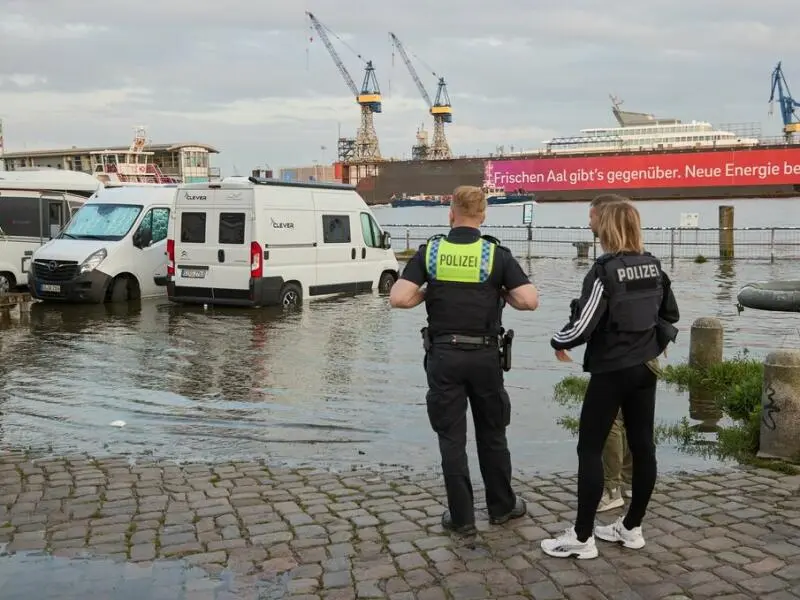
[278,164,337,183]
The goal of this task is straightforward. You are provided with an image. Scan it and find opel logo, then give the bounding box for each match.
[48,261,57,272]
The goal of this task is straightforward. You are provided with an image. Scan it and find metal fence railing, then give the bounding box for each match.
[383,225,800,261]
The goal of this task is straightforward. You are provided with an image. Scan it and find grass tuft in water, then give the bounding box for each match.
[551,349,798,474]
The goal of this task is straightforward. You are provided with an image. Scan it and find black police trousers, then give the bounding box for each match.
[574,363,658,541]
[425,343,516,527]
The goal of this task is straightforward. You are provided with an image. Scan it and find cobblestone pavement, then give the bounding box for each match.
[0,452,798,599]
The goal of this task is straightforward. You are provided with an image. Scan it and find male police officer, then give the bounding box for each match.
[389,185,540,535]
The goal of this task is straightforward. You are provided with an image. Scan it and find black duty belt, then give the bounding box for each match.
[431,334,498,347]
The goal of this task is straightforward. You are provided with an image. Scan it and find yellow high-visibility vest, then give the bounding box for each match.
[425,238,495,283]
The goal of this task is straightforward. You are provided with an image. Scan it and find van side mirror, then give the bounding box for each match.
[381,231,392,249]
[133,229,152,248]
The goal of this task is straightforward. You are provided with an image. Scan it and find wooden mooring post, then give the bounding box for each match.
[718,205,735,259]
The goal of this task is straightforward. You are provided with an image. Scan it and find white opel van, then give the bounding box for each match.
[29,184,178,303]
[0,169,103,293]
[166,177,399,307]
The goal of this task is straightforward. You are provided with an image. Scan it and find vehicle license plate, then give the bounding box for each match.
[181,269,206,279]
[40,284,61,293]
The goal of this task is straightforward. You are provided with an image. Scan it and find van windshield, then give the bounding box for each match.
[60,203,143,241]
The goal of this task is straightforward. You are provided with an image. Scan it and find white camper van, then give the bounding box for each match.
[0,169,103,293]
[29,184,178,303]
[166,177,399,307]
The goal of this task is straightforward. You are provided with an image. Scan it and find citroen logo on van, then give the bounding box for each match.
[48,261,57,272]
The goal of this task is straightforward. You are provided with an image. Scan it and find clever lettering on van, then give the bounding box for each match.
[271,218,294,229]
[184,194,207,201]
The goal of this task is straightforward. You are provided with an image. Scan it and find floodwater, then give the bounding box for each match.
[2,254,798,476]
[0,548,244,599]
[373,196,800,229]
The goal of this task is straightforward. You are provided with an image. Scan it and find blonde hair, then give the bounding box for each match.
[590,193,629,208]
[451,185,487,219]
[597,201,644,253]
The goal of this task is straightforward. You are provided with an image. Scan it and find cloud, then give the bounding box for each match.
[152,95,424,127]
[0,88,153,115]
[0,13,107,41]
[0,1,798,174]
[0,74,47,88]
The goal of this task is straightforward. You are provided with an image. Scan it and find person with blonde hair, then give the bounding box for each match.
[589,195,633,511]
[390,184,539,535]
[541,200,680,560]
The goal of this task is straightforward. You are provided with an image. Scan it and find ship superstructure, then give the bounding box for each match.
[537,96,760,155]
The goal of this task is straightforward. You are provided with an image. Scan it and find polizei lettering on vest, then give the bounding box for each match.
[439,253,479,268]
[616,263,659,282]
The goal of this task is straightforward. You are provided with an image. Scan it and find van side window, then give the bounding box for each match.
[0,196,40,237]
[136,208,171,245]
[181,212,206,243]
[151,208,170,243]
[359,212,381,248]
[322,214,351,244]
[219,213,245,244]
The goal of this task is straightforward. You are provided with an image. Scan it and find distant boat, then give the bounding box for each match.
[484,184,536,205]
[390,193,451,208]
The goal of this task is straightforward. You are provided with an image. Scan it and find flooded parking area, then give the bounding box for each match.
[1,258,798,475]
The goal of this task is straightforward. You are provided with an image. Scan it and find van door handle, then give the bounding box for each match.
[351,248,356,260]
[361,248,366,259]
[218,249,225,263]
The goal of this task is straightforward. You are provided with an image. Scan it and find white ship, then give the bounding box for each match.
[537,95,761,155]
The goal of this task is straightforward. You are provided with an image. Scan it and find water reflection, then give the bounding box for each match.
[715,259,736,304]
[163,304,288,402]
[688,383,724,433]
[0,548,249,599]
[1,258,798,474]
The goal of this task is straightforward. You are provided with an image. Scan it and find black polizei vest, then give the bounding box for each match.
[423,234,502,337]
[597,252,663,332]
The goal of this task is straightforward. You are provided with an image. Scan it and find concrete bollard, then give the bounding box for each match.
[758,349,800,461]
[689,317,724,430]
[689,317,724,368]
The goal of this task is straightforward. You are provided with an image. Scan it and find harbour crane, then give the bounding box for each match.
[768,61,800,142]
[389,32,452,160]
[307,11,382,161]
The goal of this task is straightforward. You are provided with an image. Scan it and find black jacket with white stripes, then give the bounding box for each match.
[550,255,680,374]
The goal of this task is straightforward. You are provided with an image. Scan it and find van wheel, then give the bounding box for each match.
[0,272,15,295]
[378,271,397,294]
[108,277,129,303]
[279,282,302,308]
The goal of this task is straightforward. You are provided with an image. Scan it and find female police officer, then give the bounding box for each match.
[540,201,679,559]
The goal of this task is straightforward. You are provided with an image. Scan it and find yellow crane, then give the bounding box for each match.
[389,32,452,160]
[307,12,382,161]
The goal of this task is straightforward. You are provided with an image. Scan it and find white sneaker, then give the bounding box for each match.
[540,527,599,559]
[597,488,624,513]
[594,517,645,549]
[623,486,633,499]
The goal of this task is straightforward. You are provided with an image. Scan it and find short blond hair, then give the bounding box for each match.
[451,185,487,219]
[597,201,644,254]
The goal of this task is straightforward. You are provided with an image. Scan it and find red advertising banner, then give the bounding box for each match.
[484,148,800,191]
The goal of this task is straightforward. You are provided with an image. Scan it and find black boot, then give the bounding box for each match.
[441,510,477,536]
[489,496,527,525]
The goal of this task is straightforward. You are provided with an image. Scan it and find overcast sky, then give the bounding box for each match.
[0,0,798,175]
